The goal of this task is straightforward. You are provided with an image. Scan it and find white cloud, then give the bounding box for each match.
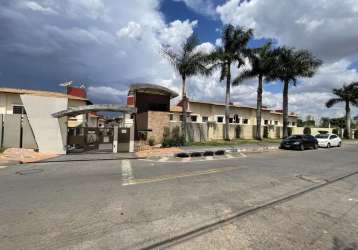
[217,0,358,61]
[215,0,358,118]
[194,42,215,54]
[117,22,143,40]
[173,0,217,17]
[88,86,127,103]
[158,19,198,51]
[20,1,58,15]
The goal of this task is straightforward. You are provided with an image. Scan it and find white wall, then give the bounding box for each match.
[21,95,68,154]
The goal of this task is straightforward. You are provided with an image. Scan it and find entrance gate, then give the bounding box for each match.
[67,126,130,154]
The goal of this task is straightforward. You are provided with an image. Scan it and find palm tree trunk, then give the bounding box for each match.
[224,64,231,141]
[282,80,289,138]
[345,100,351,139]
[256,75,263,140]
[182,76,187,143]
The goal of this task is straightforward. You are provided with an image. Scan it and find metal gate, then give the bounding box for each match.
[67,126,130,154]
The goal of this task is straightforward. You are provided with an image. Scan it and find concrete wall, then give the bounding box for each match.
[0,114,37,149]
[21,95,68,154]
[2,114,21,148]
[22,115,38,149]
[0,93,23,114]
[292,127,333,135]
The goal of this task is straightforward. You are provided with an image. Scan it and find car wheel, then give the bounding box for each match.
[300,144,305,151]
[338,142,341,147]
[313,143,318,150]
[327,143,331,148]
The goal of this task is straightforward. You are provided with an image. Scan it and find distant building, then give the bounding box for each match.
[168,99,299,140]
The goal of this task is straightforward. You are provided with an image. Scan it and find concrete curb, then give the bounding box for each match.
[175,146,279,158]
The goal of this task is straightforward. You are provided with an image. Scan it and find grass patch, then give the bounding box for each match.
[187,139,281,147]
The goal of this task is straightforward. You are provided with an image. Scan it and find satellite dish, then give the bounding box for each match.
[59,81,73,87]
[79,83,86,89]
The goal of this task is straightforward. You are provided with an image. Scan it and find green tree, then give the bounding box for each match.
[233,42,276,140]
[304,115,316,127]
[319,117,330,128]
[208,25,253,140]
[268,47,322,138]
[162,34,210,142]
[326,82,358,139]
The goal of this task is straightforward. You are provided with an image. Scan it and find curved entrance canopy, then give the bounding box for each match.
[52,104,137,118]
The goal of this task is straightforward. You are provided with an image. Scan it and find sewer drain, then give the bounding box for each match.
[16,169,44,175]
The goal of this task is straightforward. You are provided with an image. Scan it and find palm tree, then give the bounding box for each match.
[209,25,253,140]
[268,47,322,138]
[326,82,358,139]
[233,42,276,140]
[162,34,210,143]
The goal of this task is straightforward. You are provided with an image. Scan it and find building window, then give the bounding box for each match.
[292,122,296,126]
[275,121,279,125]
[202,116,208,123]
[191,115,197,122]
[264,120,269,125]
[229,117,234,123]
[179,115,183,121]
[13,105,26,114]
[169,114,174,121]
[243,119,249,124]
[217,116,224,123]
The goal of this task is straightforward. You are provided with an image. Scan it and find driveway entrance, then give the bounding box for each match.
[52,104,137,154]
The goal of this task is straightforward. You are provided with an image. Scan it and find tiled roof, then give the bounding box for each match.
[0,87,88,101]
[176,99,299,117]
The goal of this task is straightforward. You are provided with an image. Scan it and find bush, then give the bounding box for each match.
[148,137,155,146]
[332,128,339,135]
[303,127,311,135]
[161,126,185,148]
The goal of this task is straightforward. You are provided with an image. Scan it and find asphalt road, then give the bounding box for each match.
[1,145,358,249]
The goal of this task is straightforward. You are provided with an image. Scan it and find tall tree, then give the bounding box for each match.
[268,47,322,138]
[209,25,253,140]
[162,34,210,143]
[233,42,275,140]
[326,82,358,139]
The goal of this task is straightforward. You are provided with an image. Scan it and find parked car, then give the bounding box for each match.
[315,133,341,148]
[280,135,318,151]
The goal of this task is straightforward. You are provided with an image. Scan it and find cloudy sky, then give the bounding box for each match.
[1,0,358,120]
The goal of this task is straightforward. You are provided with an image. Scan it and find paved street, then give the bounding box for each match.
[1,145,358,249]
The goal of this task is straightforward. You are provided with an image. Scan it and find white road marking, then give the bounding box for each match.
[126,166,242,186]
[159,157,169,162]
[0,166,8,169]
[121,160,134,186]
[240,152,247,158]
[181,157,192,162]
[205,156,214,161]
[226,154,234,159]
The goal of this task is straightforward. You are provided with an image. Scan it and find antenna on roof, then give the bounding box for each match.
[59,81,73,94]
[59,81,73,87]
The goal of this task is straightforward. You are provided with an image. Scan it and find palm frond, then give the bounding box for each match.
[326,98,343,108]
[232,70,257,86]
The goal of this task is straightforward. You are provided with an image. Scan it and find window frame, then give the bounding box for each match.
[12,105,26,115]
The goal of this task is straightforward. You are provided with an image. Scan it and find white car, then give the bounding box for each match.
[315,133,342,148]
